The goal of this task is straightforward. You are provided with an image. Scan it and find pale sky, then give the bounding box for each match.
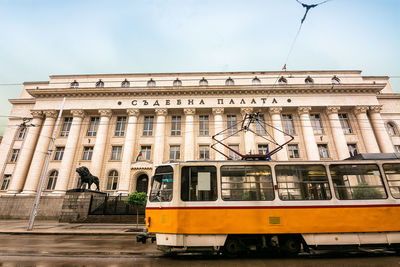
[0,0,399,135]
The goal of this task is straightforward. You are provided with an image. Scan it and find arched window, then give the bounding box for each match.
[331,76,340,84]
[70,80,79,88]
[107,170,119,190]
[173,78,182,86]
[46,170,58,190]
[225,77,234,86]
[121,79,130,88]
[278,76,287,84]
[387,122,398,136]
[305,76,314,84]
[95,80,104,88]
[252,76,261,85]
[147,78,156,87]
[199,77,208,86]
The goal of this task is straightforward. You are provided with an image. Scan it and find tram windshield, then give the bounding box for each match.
[149,165,173,202]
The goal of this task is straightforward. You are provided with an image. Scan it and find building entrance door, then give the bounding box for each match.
[136,174,149,193]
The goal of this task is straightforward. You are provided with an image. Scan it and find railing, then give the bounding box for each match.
[88,195,145,215]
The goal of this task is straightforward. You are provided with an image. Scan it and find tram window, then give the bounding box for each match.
[149,165,173,202]
[276,165,331,200]
[181,166,217,201]
[383,163,400,199]
[330,164,387,200]
[221,165,274,201]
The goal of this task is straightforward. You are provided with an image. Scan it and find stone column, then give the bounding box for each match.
[91,109,112,179]
[212,108,225,160]
[153,108,167,166]
[354,106,380,153]
[184,108,195,161]
[298,107,320,160]
[53,110,85,194]
[21,110,58,195]
[241,107,256,154]
[369,105,395,153]
[270,107,288,161]
[327,106,350,159]
[6,111,43,195]
[118,109,139,195]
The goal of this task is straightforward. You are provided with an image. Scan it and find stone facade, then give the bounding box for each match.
[0,70,399,199]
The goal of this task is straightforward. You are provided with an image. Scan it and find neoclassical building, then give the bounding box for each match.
[0,70,399,197]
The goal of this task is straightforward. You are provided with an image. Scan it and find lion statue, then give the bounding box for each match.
[76,166,100,191]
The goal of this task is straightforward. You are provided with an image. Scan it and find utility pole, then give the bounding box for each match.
[27,97,66,231]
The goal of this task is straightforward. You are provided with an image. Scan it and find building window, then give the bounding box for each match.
[282,114,295,135]
[331,76,340,84]
[140,146,151,161]
[227,115,237,135]
[171,116,181,136]
[121,79,130,88]
[305,76,314,84]
[70,80,79,88]
[1,174,11,190]
[339,113,352,134]
[60,117,73,137]
[46,170,58,190]
[147,78,156,87]
[386,122,398,136]
[310,114,323,134]
[107,170,119,190]
[258,144,269,155]
[169,145,180,160]
[111,146,122,160]
[199,115,209,135]
[87,117,99,136]
[115,116,127,136]
[318,144,330,158]
[143,116,154,136]
[255,114,266,134]
[288,144,300,159]
[17,127,27,140]
[95,80,104,88]
[395,145,400,153]
[278,76,287,84]
[199,77,208,86]
[199,145,210,160]
[225,77,234,86]
[54,147,65,161]
[82,146,94,160]
[229,145,240,160]
[173,78,182,86]
[348,144,358,157]
[10,149,19,162]
[252,76,261,85]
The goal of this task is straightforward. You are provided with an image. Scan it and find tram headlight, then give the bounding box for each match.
[147,217,151,227]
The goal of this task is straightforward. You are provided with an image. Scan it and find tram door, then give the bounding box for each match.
[136,174,149,193]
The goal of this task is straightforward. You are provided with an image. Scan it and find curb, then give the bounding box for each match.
[0,231,143,236]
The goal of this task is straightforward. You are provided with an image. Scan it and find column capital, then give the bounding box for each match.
[240,107,253,115]
[369,105,383,113]
[326,106,341,115]
[269,107,282,114]
[127,108,140,117]
[43,110,58,118]
[70,109,85,118]
[30,110,43,119]
[354,106,369,115]
[183,108,196,115]
[212,107,224,115]
[297,106,311,115]
[155,108,168,116]
[98,109,112,117]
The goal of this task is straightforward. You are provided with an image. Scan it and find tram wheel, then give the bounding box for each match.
[223,238,243,257]
[280,237,300,256]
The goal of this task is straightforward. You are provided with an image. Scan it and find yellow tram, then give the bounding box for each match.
[144,153,400,256]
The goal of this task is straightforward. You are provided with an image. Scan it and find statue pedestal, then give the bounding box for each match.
[59,190,106,223]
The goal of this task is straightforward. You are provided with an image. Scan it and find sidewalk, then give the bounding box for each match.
[0,220,146,235]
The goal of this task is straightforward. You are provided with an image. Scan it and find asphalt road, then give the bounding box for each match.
[1,234,400,266]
